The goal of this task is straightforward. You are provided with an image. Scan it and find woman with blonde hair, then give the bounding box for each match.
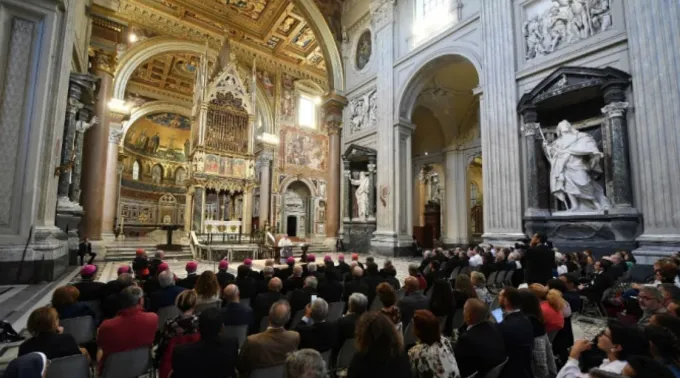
[193,271,221,306]
[529,283,566,333]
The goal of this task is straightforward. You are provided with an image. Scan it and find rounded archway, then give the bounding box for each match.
[400,54,482,247]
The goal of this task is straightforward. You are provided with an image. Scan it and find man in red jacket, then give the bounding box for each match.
[97,285,158,372]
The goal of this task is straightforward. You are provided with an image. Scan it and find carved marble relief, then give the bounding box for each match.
[349,89,377,134]
[523,0,612,61]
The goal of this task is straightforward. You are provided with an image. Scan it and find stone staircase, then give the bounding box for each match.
[104,242,193,262]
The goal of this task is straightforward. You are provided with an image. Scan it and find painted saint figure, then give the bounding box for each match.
[350,171,370,219]
[542,120,611,212]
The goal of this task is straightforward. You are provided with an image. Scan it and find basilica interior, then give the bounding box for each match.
[0,0,679,333]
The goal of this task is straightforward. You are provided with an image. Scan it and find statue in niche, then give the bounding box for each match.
[542,120,611,212]
[350,171,370,220]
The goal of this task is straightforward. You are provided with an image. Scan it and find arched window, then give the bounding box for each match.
[132,161,140,180]
[298,94,318,128]
[470,182,478,207]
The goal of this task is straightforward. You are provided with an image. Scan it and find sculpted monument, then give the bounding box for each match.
[350,171,370,220]
[542,120,610,213]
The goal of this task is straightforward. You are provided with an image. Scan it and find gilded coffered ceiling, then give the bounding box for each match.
[127,52,202,103]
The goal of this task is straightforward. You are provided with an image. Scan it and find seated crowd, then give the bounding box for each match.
[6,240,680,378]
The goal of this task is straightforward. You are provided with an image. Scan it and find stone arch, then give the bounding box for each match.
[279,176,318,198]
[122,101,192,146]
[255,81,275,134]
[113,38,217,101]
[396,43,483,122]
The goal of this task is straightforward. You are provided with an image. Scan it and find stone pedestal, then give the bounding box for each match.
[80,51,115,240]
[343,221,377,253]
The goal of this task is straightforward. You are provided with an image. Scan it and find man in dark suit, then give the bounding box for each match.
[397,276,429,326]
[319,269,343,303]
[235,265,258,301]
[221,284,253,328]
[101,273,136,320]
[148,251,164,277]
[256,266,275,295]
[73,264,105,301]
[177,261,199,289]
[148,270,186,313]
[283,265,305,294]
[216,260,235,290]
[363,262,386,305]
[288,276,318,317]
[253,277,284,330]
[337,254,350,277]
[497,287,534,378]
[172,308,239,378]
[524,233,555,285]
[342,266,369,303]
[143,262,169,295]
[334,292,368,357]
[296,298,338,353]
[608,254,627,281]
[78,237,96,265]
[579,259,614,304]
[277,257,296,281]
[455,298,507,378]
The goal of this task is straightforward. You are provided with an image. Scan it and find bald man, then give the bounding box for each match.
[253,278,284,332]
[220,284,253,329]
[342,266,369,303]
[397,276,428,325]
[455,299,507,378]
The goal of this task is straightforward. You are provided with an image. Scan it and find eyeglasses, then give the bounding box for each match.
[639,295,655,301]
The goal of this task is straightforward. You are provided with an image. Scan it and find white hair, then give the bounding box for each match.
[307,263,317,273]
[555,252,565,263]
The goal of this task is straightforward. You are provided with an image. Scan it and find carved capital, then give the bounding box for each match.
[370,0,396,30]
[108,127,124,144]
[92,49,116,75]
[257,149,274,165]
[601,102,629,119]
[521,122,541,137]
[326,119,342,135]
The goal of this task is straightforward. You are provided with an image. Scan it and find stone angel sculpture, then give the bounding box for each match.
[76,115,99,133]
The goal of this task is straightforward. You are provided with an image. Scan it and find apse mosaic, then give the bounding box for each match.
[124,113,191,162]
[281,127,328,172]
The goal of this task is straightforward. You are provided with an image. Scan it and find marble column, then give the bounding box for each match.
[343,160,351,222]
[323,93,347,238]
[80,50,114,240]
[258,151,273,227]
[479,0,524,244]
[192,186,205,232]
[601,98,633,212]
[443,148,468,245]
[242,188,253,233]
[520,116,546,216]
[394,121,414,239]
[70,106,95,204]
[367,158,376,220]
[625,0,680,261]
[57,97,83,203]
[101,125,123,238]
[371,0,398,252]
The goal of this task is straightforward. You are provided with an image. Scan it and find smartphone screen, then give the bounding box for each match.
[492,308,503,323]
[310,295,317,304]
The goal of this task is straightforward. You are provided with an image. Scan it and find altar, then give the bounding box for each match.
[204,220,242,234]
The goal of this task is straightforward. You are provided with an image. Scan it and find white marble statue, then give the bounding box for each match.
[349,97,366,133]
[542,120,611,213]
[350,171,370,219]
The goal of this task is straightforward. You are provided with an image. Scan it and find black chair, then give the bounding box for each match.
[46,354,89,378]
[156,305,181,330]
[60,316,95,345]
[484,357,508,378]
[336,339,356,371]
[451,309,465,330]
[241,298,251,308]
[250,364,285,378]
[100,347,153,378]
[224,325,248,349]
[259,316,269,333]
[289,309,305,329]
[195,300,222,314]
[327,302,345,322]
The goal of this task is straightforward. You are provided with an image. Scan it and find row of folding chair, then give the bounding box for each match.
[45,347,154,378]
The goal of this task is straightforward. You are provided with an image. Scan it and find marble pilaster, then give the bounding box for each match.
[69,106,95,204]
[625,0,680,262]
[56,97,83,203]
[258,150,273,227]
[242,188,253,233]
[80,50,115,240]
[443,148,468,245]
[520,117,547,216]
[371,0,398,248]
[479,0,524,244]
[323,94,347,238]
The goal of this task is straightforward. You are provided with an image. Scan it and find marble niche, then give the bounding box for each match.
[518,66,640,254]
[342,145,377,253]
